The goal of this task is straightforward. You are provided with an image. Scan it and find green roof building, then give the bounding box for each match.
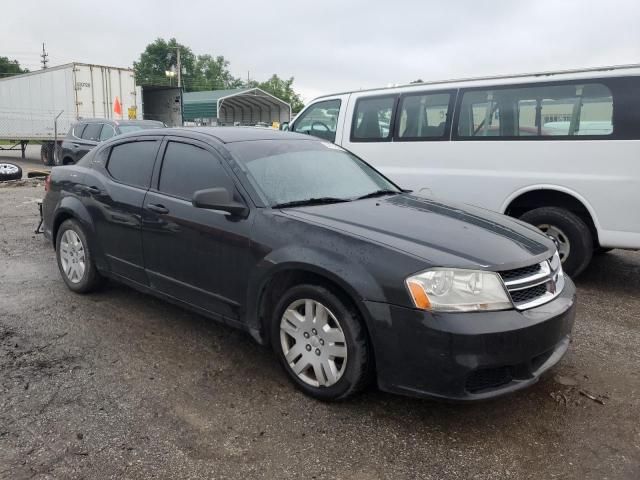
[183,87,291,126]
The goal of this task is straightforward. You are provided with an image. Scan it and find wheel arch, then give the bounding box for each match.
[249,263,376,350]
[501,185,601,245]
[51,199,96,250]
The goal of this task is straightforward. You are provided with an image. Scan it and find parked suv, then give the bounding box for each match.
[57,119,164,165]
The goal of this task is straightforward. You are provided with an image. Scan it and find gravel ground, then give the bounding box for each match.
[0,184,639,479]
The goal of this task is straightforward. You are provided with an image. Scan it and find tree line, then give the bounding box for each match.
[133,38,305,112]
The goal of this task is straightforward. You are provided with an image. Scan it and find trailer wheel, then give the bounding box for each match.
[41,142,55,166]
[0,162,23,181]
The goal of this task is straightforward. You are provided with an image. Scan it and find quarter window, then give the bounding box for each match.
[82,123,102,141]
[292,99,341,143]
[397,93,451,139]
[107,141,159,188]
[458,83,613,138]
[352,96,396,141]
[158,142,234,200]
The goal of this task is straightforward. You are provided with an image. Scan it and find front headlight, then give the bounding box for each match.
[405,268,513,312]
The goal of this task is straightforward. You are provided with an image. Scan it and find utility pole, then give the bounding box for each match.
[41,43,49,69]
[176,47,182,88]
[247,71,250,87]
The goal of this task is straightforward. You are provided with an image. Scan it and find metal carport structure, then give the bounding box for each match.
[182,88,291,126]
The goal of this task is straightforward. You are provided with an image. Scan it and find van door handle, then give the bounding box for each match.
[85,186,101,195]
[147,203,169,215]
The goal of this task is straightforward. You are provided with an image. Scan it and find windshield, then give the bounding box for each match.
[118,123,164,134]
[227,140,400,207]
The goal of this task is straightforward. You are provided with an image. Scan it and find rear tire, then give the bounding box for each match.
[41,143,54,166]
[55,219,104,293]
[520,207,593,277]
[271,284,371,401]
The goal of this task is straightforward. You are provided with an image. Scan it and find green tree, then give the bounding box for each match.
[0,57,28,77]
[192,54,243,91]
[133,38,197,88]
[251,74,305,113]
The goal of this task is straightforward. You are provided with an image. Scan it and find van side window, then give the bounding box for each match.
[397,93,451,140]
[351,96,397,142]
[292,99,341,143]
[457,83,613,138]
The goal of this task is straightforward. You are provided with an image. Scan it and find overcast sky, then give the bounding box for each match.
[2,0,639,102]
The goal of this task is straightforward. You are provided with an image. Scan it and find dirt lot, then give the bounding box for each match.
[0,183,639,479]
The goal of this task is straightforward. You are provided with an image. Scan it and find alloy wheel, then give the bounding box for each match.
[59,230,86,284]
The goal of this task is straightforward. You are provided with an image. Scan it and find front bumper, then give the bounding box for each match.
[365,277,576,401]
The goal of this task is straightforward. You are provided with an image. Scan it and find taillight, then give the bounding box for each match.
[44,175,51,192]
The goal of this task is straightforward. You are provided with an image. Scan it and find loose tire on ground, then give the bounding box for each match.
[271,284,372,401]
[55,219,104,293]
[0,162,23,181]
[40,142,55,166]
[520,206,593,277]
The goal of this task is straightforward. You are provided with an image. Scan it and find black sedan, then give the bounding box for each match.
[41,127,576,401]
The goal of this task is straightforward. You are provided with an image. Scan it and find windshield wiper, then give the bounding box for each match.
[272,197,351,209]
[354,189,402,200]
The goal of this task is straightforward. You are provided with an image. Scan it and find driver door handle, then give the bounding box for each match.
[147,203,169,215]
[85,186,101,195]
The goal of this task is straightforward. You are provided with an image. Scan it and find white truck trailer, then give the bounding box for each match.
[0,63,182,165]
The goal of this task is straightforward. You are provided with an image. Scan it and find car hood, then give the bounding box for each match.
[280,194,555,270]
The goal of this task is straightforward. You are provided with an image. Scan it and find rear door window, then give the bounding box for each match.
[457,82,613,138]
[158,141,235,200]
[396,92,452,140]
[292,99,341,142]
[82,123,103,141]
[351,95,397,141]
[106,140,159,188]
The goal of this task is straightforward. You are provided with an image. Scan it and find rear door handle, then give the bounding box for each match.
[147,203,169,215]
[85,186,101,195]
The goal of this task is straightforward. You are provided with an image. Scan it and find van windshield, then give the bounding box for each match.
[227,140,399,207]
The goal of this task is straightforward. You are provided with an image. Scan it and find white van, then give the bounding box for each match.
[287,65,640,276]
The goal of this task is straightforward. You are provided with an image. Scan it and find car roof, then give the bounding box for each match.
[133,126,318,144]
[77,118,163,126]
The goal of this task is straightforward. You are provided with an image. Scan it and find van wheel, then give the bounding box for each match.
[520,207,593,277]
[41,143,54,166]
[271,285,371,401]
[55,219,104,293]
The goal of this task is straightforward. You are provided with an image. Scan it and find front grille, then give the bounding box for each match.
[508,283,548,304]
[465,366,512,393]
[498,256,563,310]
[499,263,542,282]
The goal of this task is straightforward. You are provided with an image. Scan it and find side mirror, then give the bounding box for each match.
[280,122,290,131]
[192,187,249,217]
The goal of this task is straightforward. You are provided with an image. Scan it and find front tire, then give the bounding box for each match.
[520,206,593,277]
[55,219,104,293]
[271,284,371,401]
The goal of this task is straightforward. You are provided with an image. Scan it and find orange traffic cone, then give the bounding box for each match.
[113,96,122,117]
